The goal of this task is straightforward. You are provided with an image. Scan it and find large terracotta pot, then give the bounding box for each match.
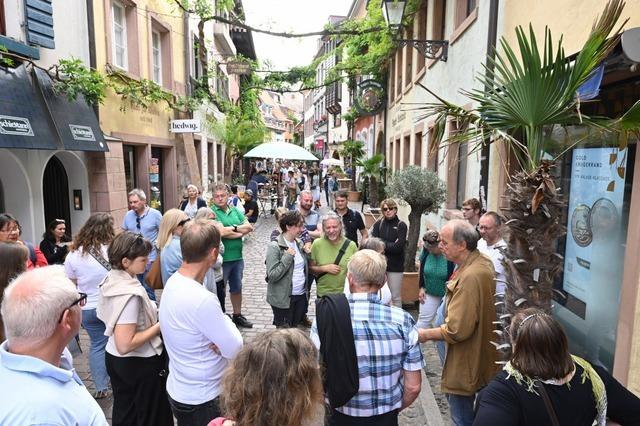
[347,191,362,202]
[402,271,420,305]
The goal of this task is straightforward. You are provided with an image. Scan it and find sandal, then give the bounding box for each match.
[93,389,112,400]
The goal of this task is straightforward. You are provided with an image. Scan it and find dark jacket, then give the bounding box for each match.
[419,249,455,295]
[371,216,407,272]
[39,238,69,265]
[179,197,207,211]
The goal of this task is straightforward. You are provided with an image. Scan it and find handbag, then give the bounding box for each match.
[145,257,163,290]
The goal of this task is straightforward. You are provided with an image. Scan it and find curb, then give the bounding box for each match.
[418,364,445,426]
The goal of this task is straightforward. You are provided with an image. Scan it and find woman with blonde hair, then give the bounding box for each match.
[64,212,115,399]
[158,208,190,284]
[210,328,324,426]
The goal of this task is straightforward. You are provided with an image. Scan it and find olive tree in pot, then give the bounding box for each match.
[387,166,446,272]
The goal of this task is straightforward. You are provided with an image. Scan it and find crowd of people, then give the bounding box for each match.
[1,175,640,426]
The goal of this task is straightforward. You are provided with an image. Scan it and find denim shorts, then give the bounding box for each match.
[223,259,244,294]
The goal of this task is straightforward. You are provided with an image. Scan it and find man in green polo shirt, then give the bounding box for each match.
[310,214,357,297]
[211,183,254,328]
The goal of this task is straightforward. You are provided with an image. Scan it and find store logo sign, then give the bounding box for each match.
[170,119,201,133]
[69,125,96,141]
[0,115,34,136]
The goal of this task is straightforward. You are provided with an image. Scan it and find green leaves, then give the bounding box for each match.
[386,165,446,214]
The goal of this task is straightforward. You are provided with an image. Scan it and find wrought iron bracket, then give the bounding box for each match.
[396,39,449,62]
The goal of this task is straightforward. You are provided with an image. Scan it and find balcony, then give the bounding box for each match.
[326,81,342,115]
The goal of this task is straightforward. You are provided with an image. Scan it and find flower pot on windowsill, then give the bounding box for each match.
[347,190,361,202]
[401,271,420,308]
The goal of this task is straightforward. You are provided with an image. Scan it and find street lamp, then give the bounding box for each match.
[381,0,449,62]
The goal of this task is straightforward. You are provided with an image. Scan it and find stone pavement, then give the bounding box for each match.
[73,198,451,425]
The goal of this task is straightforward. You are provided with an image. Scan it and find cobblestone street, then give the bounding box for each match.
[73,201,449,425]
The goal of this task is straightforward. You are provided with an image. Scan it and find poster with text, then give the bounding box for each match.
[563,147,627,306]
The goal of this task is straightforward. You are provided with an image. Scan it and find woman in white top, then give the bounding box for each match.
[179,184,207,218]
[343,237,392,305]
[64,212,114,399]
[265,210,308,327]
[97,232,173,426]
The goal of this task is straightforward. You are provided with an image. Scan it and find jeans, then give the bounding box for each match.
[136,270,157,301]
[81,308,110,392]
[447,393,475,426]
[416,294,442,328]
[434,298,447,365]
[168,395,221,426]
[222,260,244,294]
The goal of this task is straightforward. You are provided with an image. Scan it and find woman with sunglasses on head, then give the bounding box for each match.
[370,199,408,308]
[40,219,72,265]
[158,209,191,285]
[64,213,115,400]
[473,308,640,426]
[97,232,173,426]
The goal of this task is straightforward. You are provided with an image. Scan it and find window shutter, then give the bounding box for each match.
[25,0,55,49]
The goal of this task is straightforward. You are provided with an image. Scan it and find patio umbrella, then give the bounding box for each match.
[243,142,318,161]
[320,158,343,166]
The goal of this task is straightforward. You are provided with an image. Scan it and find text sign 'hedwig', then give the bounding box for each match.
[169,119,201,133]
[0,115,35,136]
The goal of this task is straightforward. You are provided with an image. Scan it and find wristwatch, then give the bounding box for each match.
[233,225,238,232]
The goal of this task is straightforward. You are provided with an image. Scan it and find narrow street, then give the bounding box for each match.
[74,199,449,425]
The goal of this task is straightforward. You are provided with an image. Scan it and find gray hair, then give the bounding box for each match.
[300,190,313,199]
[348,249,387,288]
[321,213,343,234]
[194,207,214,220]
[1,266,79,345]
[359,237,385,253]
[186,184,199,192]
[450,219,479,251]
[128,188,147,201]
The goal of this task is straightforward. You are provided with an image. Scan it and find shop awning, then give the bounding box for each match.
[0,65,58,150]
[34,68,108,152]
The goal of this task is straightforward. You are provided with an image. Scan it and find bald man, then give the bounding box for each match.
[0,266,107,425]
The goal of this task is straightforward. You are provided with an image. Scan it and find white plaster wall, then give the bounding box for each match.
[1,149,90,243]
[38,0,91,67]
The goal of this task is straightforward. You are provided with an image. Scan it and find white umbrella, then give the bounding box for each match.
[243,142,318,161]
[320,158,343,166]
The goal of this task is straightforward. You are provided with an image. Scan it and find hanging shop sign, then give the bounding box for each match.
[169,119,201,133]
[354,79,386,116]
[226,60,252,75]
[0,115,34,136]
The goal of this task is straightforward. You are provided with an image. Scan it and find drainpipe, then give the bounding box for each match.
[86,0,98,118]
[479,0,499,208]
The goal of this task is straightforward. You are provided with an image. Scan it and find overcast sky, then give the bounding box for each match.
[242,0,352,71]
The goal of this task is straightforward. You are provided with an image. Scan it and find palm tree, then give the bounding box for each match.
[210,115,265,183]
[357,154,385,207]
[416,0,640,343]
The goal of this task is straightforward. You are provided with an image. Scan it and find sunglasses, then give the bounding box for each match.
[178,218,191,227]
[381,207,396,212]
[58,292,87,322]
[135,216,141,230]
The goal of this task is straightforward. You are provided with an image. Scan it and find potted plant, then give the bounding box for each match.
[386,166,446,303]
[358,154,385,217]
[340,139,366,200]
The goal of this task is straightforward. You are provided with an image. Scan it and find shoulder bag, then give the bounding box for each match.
[316,239,352,280]
[145,256,163,290]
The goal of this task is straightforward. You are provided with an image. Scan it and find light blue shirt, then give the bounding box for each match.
[161,235,183,284]
[121,206,162,262]
[0,342,107,425]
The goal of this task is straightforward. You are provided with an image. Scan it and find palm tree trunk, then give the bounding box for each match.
[502,161,566,316]
[369,177,379,207]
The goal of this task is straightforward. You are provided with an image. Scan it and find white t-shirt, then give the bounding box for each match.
[159,272,243,404]
[105,297,157,358]
[477,238,507,294]
[64,245,110,310]
[287,241,306,296]
[183,200,199,219]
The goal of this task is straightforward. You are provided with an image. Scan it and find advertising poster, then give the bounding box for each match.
[563,147,627,309]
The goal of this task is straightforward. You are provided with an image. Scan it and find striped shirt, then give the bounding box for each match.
[311,293,424,417]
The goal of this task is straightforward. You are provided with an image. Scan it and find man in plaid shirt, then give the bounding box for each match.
[311,249,424,425]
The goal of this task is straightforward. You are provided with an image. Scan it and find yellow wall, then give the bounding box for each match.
[93,0,186,138]
[501,0,640,56]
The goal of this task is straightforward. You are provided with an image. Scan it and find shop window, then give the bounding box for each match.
[149,147,164,213]
[123,144,137,193]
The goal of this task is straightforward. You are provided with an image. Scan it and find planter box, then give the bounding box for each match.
[347,191,361,202]
[402,271,420,305]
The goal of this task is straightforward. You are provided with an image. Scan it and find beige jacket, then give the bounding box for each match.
[96,269,163,355]
[440,250,498,395]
